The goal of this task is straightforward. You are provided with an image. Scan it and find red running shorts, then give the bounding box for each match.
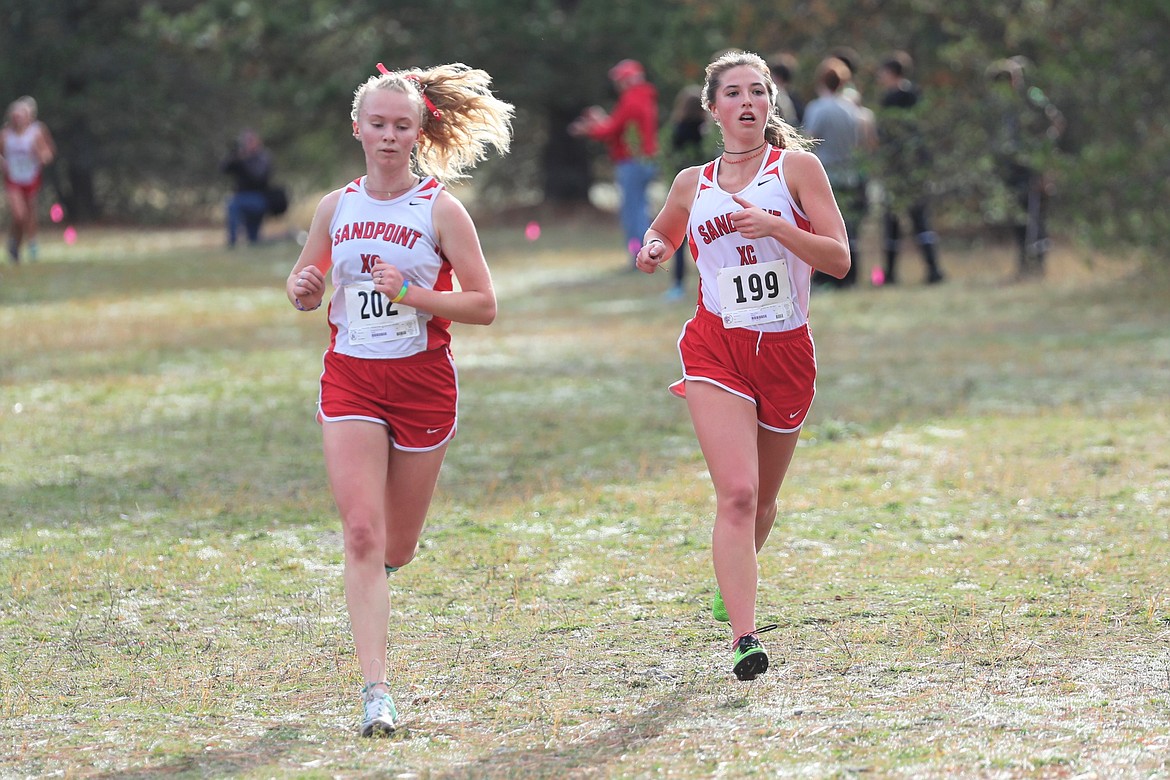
[669,306,816,433]
[318,347,458,451]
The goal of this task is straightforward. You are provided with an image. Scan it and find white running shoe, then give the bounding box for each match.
[360,683,398,737]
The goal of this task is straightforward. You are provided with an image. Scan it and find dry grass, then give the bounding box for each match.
[1,222,1168,778]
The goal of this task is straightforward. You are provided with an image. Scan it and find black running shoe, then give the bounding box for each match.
[732,624,778,681]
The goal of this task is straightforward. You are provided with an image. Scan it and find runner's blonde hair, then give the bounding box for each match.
[352,63,514,182]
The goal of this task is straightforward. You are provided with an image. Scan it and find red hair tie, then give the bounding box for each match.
[376,62,442,122]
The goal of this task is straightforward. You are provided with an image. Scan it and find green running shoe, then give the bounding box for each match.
[360,682,398,737]
[732,624,778,681]
[712,590,730,623]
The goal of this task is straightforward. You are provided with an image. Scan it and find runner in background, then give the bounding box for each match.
[3,97,55,263]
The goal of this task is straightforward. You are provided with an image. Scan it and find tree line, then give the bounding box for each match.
[2,0,1167,250]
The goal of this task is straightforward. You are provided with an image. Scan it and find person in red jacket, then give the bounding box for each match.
[570,59,659,267]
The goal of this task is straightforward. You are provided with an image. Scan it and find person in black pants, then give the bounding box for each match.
[664,86,709,300]
[875,52,943,284]
[986,57,1065,280]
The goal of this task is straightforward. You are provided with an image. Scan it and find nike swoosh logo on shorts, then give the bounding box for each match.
[788,410,803,419]
[427,427,445,434]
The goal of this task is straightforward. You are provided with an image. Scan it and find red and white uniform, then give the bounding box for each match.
[671,147,818,433]
[688,146,814,331]
[317,176,459,451]
[2,124,44,191]
[326,175,452,359]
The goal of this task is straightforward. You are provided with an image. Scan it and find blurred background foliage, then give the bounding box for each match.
[1,0,1167,250]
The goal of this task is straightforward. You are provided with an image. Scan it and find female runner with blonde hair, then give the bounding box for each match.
[3,97,55,262]
[286,62,512,736]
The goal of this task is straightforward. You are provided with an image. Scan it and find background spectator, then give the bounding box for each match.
[570,59,659,268]
[220,128,273,248]
[986,57,1066,279]
[803,57,864,287]
[875,51,944,284]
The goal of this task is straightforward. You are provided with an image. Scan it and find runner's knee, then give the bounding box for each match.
[716,480,758,526]
[342,513,383,560]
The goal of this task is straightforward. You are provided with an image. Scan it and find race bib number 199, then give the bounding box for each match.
[344,281,421,345]
[716,259,795,328]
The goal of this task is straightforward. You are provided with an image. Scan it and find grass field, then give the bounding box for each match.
[1,218,1168,779]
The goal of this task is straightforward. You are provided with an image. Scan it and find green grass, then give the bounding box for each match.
[1,221,1168,778]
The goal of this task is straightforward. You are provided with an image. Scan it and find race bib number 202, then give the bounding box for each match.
[344,281,420,345]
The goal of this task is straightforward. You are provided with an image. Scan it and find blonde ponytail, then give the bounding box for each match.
[352,63,514,182]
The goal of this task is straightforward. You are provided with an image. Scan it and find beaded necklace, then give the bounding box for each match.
[721,141,767,165]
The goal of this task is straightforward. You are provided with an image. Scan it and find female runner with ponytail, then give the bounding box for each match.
[635,50,849,681]
[286,62,513,736]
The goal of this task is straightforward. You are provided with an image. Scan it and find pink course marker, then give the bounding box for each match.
[525,221,541,241]
[50,203,64,223]
[63,226,77,245]
[871,267,885,286]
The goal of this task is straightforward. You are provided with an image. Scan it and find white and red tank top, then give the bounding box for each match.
[2,125,43,185]
[687,146,815,332]
[326,175,453,359]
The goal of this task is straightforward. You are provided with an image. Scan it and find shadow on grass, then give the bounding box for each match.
[88,725,304,779]
[436,683,700,780]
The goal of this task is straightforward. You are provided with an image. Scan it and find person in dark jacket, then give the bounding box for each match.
[986,57,1065,279]
[220,129,272,247]
[664,85,709,299]
[875,52,944,284]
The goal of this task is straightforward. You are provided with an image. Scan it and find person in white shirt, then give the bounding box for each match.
[3,97,55,263]
[285,62,512,738]
[635,50,849,682]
